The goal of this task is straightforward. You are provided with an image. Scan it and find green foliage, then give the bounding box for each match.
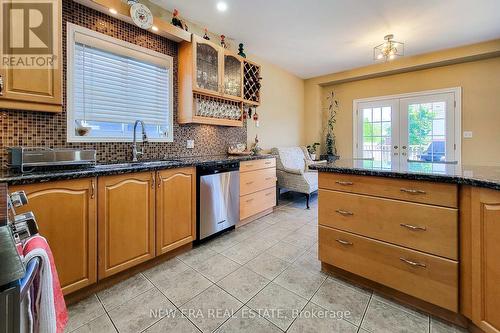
[325,91,338,155]
[307,142,320,154]
[408,105,435,146]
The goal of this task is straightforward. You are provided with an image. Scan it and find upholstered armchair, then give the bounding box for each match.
[271,147,319,209]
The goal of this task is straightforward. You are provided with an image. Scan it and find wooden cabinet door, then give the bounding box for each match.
[98,172,155,278]
[471,188,500,333]
[223,52,243,99]
[0,0,62,112]
[11,178,97,295]
[156,168,196,255]
[193,35,223,95]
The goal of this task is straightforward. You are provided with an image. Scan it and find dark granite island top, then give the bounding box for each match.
[309,159,500,191]
[0,154,275,186]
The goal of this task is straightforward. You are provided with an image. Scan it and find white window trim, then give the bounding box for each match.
[352,87,462,165]
[66,22,174,143]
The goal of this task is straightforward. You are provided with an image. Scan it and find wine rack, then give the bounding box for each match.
[243,60,261,105]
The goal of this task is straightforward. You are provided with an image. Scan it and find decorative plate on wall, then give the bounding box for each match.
[130,3,153,30]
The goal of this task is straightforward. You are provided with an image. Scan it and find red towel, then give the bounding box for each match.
[23,236,68,333]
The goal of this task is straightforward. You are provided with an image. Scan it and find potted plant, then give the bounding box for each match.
[307,142,320,161]
[324,91,339,161]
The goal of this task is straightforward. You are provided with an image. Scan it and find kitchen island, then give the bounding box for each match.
[309,160,500,333]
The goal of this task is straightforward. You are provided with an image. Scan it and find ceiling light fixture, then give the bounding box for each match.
[373,34,404,61]
[109,8,118,15]
[216,2,228,12]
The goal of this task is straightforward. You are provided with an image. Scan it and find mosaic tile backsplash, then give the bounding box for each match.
[0,0,246,167]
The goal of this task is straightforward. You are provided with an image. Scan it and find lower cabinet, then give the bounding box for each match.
[11,178,97,295]
[470,187,500,333]
[156,167,196,255]
[98,172,155,278]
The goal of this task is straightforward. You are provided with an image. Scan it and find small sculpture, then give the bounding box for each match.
[238,43,246,58]
[171,9,188,31]
[250,135,262,155]
[203,28,210,40]
[220,35,227,49]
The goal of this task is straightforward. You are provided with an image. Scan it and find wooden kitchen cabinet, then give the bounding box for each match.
[11,178,97,295]
[156,167,196,255]
[98,172,155,278]
[470,187,500,333]
[0,0,62,112]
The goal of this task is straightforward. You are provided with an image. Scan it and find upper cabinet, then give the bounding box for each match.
[0,0,62,112]
[179,35,260,127]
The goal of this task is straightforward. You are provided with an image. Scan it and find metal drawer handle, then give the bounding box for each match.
[336,181,353,186]
[400,223,426,231]
[0,75,3,96]
[335,209,353,216]
[246,181,254,185]
[246,198,254,203]
[400,257,426,268]
[336,239,353,246]
[265,161,272,165]
[265,177,273,180]
[400,188,426,194]
[265,192,272,196]
[90,180,95,199]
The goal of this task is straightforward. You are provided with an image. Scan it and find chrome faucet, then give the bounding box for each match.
[132,120,148,162]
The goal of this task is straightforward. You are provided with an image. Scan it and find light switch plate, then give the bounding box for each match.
[187,140,194,149]
[463,131,473,138]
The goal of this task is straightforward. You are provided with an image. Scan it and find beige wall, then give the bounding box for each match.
[246,55,305,150]
[317,57,500,166]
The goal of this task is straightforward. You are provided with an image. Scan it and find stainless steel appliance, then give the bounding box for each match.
[8,147,96,172]
[197,162,240,240]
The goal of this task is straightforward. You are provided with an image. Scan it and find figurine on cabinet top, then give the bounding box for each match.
[203,28,210,40]
[171,9,188,31]
[238,43,246,58]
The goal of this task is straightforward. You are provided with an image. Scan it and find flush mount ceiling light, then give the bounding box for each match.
[109,8,118,15]
[216,2,228,12]
[373,34,404,61]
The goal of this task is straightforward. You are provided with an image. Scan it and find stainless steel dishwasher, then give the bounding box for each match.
[197,162,240,241]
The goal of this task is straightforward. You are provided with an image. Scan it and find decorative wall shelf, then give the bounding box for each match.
[75,0,192,42]
[179,35,261,126]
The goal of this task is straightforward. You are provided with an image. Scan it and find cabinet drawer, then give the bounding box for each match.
[319,226,458,311]
[240,158,276,173]
[319,189,458,259]
[240,168,276,196]
[319,173,458,208]
[240,187,276,220]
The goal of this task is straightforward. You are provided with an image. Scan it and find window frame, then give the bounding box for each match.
[352,87,462,166]
[66,23,174,143]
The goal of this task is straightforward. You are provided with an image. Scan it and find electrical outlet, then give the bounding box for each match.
[187,140,194,149]
[463,131,473,138]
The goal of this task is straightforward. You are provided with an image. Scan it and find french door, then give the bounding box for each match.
[355,89,460,171]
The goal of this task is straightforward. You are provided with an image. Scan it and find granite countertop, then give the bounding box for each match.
[0,154,274,186]
[309,159,500,191]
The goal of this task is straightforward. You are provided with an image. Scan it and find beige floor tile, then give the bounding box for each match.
[221,242,264,264]
[177,246,217,267]
[361,297,429,333]
[247,282,308,331]
[274,265,327,299]
[155,267,213,307]
[217,266,270,303]
[215,306,282,333]
[143,258,191,285]
[144,310,200,333]
[108,288,175,333]
[430,317,468,333]
[97,274,153,311]
[245,253,290,280]
[282,232,316,249]
[311,278,371,326]
[66,295,105,332]
[267,241,306,263]
[180,285,243,333]
[287,302,358,333]
[71,314,117,333]
[190,254,241,282]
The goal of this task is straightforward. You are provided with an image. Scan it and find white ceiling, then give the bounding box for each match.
[151,0,500,79]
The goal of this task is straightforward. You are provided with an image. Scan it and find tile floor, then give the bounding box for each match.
[66,193,468,333]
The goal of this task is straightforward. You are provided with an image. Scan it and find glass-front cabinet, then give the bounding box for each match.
[192,35,243,100]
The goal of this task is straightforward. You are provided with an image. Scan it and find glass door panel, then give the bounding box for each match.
[224,55,242,97]
[399,93,455,170]
[357,100,399,170]
[195,42,220,93]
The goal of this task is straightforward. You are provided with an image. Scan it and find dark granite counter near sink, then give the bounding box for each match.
[309,159,500,191]
[0,154,274,186]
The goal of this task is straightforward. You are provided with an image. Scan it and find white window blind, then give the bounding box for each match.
[67,23,173,142]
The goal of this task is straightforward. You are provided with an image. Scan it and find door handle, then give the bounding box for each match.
[0,75,3,96]
[335,209,353,216]
[400,188,426,194]
[400,257,426,268]
[336,239,353,246]
[400,223,426,231]
[90,180,95,199]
